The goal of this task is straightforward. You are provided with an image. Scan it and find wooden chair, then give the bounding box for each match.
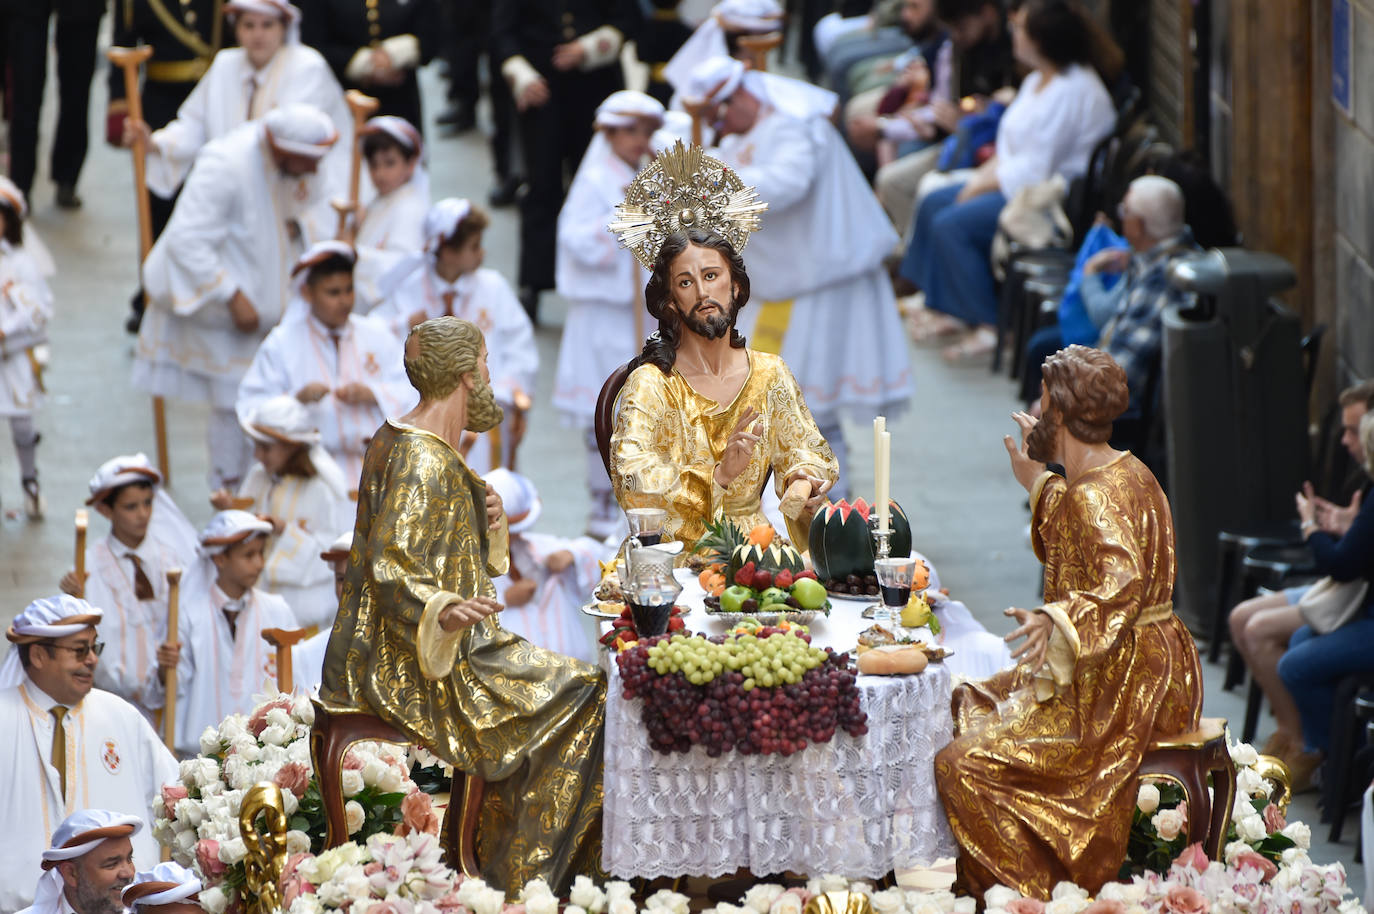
[1137,717,1235,859]
[310,699,484,878]
[594,361,636,478]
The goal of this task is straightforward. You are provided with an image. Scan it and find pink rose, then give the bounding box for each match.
[1081,900,1126,914]
[1174,842,1209,872]
[272,762,311,799]
[436,896,470,914]
[280,853,316,910]
[161,784,189,819]
[1006,899,1046,914]
[1261,803,1286,834]
[500,904,526,914]
[364,861,383,875]
[1232,850,1278,882]
[369,903,402,914]
[1163,886,1209,914]
[396,790,441,837]
[247,697,293,738]
[195,839,228,879]
[343,751,366,770]
[1177,800,1189,830]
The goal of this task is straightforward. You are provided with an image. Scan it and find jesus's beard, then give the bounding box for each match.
[466,374,505,433]
[1025,408,1061,465]
[680,295,740,340]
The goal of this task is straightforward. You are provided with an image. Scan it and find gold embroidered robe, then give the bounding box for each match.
[609,350,838,549]
[320,421,605,893]
[935,453,1202,899]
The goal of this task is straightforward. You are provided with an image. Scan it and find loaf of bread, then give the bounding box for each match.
[856,644,928,675]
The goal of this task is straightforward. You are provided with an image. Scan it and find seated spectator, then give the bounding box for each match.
[1228,382,1374,776]
[823,0,945,117]
[1018,176,1198,411]
[1277,410,1374,790]
[899,0,1117,361]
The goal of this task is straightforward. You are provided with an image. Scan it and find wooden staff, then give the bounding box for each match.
[107,45,171,484]
[73,510,88,598]
[261,628,312,694]
[163,567,182,752]
[737,32,784,72]
[335,90,380,241]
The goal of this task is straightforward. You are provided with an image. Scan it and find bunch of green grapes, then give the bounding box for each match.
[644,631,829,689]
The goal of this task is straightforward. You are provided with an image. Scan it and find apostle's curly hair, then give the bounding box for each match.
[632,228,751,375]
[1040,345,1129,443]
[404,316,484,401]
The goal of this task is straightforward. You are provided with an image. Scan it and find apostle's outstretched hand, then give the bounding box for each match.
[439,596,503,632]
[1003,411,1046,493]
[1003,607,1052,672]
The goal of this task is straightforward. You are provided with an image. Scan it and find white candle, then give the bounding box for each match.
[873,416,885,511]
[876,431,891,534]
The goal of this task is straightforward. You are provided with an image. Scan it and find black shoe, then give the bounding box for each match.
[518,286,540,325]
[126,289,146,334]
[55,183,82,209]
[488,174,524,208]
[436,103,476,133]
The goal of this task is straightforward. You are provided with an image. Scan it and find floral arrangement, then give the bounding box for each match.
[152,693,440,914]
[1125,742,1307,877]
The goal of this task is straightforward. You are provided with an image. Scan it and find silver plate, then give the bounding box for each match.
[703,605,827,625]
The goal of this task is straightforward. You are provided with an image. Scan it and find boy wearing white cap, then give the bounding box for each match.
[215,395,351,628]
[352,116,431,311]
[0,599,177,912]
[484,468,603,664]
[555,90,663,538]
[19,810,142,914]
[121,861,203,914]
[237,242,417,485]
[374,199,537,473]
[59,455,200,718]
[135,104,345,490]
[121,0,353,199]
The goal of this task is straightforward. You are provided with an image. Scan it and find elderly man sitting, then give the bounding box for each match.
[1020,175,1198,414]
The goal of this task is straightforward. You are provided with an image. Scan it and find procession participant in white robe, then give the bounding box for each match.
[0,597,178,913]
[18,810,142,914]
[121,861,203,914]
[57,456,201,720]
[484,469,604,664]
[352,116,429,311]
[290,530,351,695]
[135,104,342,490]
[155,512,297,757]
[662,0,785,100]
[684,56,915,497]
[375,198,537,473]
[122,0,354,200]
[237,242,416,485]
[211,395,350,629]
[554,91,664,538]
[0,177,53,519]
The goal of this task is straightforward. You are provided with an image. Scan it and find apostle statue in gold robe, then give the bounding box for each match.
[607,142,839,549]
[935,346,1203,899]
[320,318,605,894]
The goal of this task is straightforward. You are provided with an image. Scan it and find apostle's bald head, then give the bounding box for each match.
[404,318,503,432]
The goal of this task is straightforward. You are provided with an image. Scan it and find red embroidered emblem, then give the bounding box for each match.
[364,353,380,375]
[101,738,121,774]
[478,309,493,332]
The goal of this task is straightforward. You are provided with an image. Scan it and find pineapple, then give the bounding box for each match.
[694,517,747,569]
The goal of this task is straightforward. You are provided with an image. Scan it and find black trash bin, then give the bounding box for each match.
[1160,248,1306,632]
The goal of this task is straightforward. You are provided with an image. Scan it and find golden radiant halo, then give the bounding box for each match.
[607,140,767,269]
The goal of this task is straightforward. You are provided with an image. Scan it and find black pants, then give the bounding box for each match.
[444,0,517,180]
[5,7,102,195]
[517,64,621,293]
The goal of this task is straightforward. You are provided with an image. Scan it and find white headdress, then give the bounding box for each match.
[224,0,302,43]
[263,103,338,159]
[360,115,423,157]
[662,0,784,91]
[123,861,202,909]
[685,55,837,121]
[483,468,542,534]
[27,811,145,914]
[595,90,667,129]
[0,595,102,688]
[86,453,162,505]
[199,510,274,557]
[240,395,350,499]
[379,198,475,297]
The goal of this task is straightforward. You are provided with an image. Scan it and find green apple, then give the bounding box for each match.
[720,585,753,613]
[759,587,790,606]
[791,577,828,610]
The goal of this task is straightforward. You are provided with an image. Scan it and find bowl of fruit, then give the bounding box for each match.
[693,519,831,623]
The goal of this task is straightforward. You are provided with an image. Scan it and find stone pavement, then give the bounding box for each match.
[0,55,1360,883]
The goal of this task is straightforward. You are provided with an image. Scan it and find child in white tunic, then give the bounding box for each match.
[352,116,429,310]
[237,242,417,485]
[555,91,663,538]
[0,178,53,519]
[374,199,537,473]
[213,395,351,630]
[484,469,605,664]
[155,511,298,757]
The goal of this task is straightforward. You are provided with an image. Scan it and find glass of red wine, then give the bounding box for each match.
[873,556,918,625]
[626,507,667,547]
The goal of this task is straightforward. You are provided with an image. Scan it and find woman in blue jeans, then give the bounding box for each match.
[1277,410,1374,789]
[899,0,1115,361]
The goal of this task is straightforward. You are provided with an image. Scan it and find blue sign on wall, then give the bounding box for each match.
[1334,0,1353,116]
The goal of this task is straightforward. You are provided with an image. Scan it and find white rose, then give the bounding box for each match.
[983,887,1020,910]
[289,897,325,914]
[743,885,785,914]
[282,791,299,817]
[260,744,288,769]
[175,798,206,828]
[519,877,555,903]
[359,757,389,788]
[607,896,637,914]
[200,887,229,914]
[1151,809,1185,841]
[1236,814,1267,844]
[265,707,292,729]
[1223,840,1252,864]
[378,765,405,793]
[1230,742,1259,768]
[952,900,976,914]
[1136,783,1161,814]
[224,789,244,817]
[218,837,248,865]
[221,757,249,791]
[233,739,262,763]
[218,716,248,744]
[1280,847,1311,867]
[906,891,955,914]
[340,873,373,904]
[772,893,807,914]
[292,693,316,725]
[174,828,198,857]
[342,770,365,798]
[564,907,587,914]
[571,875,607,913]
[473,888,507,914]
[1045,898,1085,914]
[1236,767,1266,800]
[1096,883,1145,905]
[648,889,691,914]
[286,739,312,766]
[523,896,559,914]
[605,882,635,904]
[870,888,906,914]
[818,876,849,893]
[286,829,311,856]
[456,878,489,909]
[1281,821,1311,849]
[910,903,945,914]
[344,800,365,835]
[200,727,223,756]
[260,724,291,747]
[1050,883,1087,903]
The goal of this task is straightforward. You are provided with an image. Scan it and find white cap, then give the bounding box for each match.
[686,55,837,120]
[224,0,300,23]
[87,453,162,505]
[423,198,474,250]
[28,810,144,914]
[122,861,202,909]
[713,0,784,31]
[263,103,339,159]
[360,115,423,157]
[662,0,783,90]
[290,239,356,289]
[0,176,28,218]
[484,468,542,534]
[320,530,353,562]
[1,595,103,689]
[199,510,273,556]
[595,90,667,129]
[241,395,321,447]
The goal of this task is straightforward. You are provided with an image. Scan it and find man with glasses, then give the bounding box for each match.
[0,595,178,914]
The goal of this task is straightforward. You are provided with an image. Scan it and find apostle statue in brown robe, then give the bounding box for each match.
[935,345,1203,899]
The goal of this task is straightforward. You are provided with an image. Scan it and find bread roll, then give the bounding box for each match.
[856,644,928,675]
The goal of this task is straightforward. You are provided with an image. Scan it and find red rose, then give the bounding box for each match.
[272,762,311,799]
[1163,886,1209,914]
[342,751,365,770]
[247,697,293,738]
[161,784,189,819]
[396,790,441,837]
[195,838,227,879]
[1261,803,1286,834]
[1173,842,1209,872]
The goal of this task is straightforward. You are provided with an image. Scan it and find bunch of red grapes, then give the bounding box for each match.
[616,633,868,757]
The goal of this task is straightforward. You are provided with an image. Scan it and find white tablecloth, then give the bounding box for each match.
[600,570,959,878]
